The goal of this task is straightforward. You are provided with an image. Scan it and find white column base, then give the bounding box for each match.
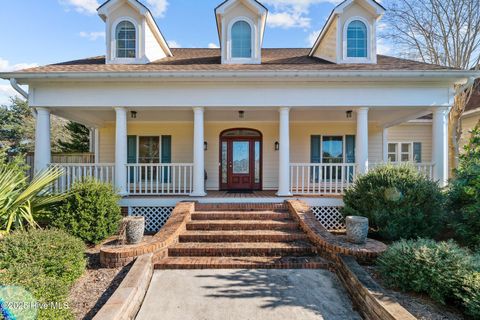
[276,191,293,197]
[190,192,208,197]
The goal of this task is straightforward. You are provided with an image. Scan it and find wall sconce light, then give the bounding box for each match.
[238,110,245,119]
[204,141,208,151]
[130,111,137,119]
[346,110,353,119]
[275,141,280,151]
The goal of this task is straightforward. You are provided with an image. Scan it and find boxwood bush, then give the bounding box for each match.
[342,164,445,241]
[378,239,480,318]
[53,179,122,244]
[0,229,86,319]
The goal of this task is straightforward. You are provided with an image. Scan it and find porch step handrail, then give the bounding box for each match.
[126,163,194,195]
[290,163,357,195]
[50,163,115,193]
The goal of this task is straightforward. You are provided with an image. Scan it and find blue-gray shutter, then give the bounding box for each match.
[311,135,321,182]
[127,136,137,182]
[413,142,422,163]
[161,136,172,182]
[346,135,356,182]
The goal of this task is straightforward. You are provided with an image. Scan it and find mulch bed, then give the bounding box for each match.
[362,265,465,320]
[68,245,132,320]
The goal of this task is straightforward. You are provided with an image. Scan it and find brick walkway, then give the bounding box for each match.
[155,203,331,269]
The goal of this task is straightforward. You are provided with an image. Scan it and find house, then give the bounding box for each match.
[459,80,480,151]
[1,0,478,230]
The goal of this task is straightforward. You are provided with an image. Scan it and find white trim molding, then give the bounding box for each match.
[109,16,142,64]
[224,16,260,65]
[342,16,375,64]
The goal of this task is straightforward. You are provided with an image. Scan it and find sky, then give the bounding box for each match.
[0,0,392,105]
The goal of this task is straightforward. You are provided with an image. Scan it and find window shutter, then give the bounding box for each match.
[413,142,422,163]
[161,136,172,163]
[127,136,137,164]
[345,135,356,163]
[310,135,321,163]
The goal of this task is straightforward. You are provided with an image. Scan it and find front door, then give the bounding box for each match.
[220,129,262,191]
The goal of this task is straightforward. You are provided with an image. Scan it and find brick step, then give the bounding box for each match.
[168,242,316,257]
[186,220,299,231]
[179,230,308,243]
[155,256,331,270]
[191,211,291,221]
[195,203,288,212]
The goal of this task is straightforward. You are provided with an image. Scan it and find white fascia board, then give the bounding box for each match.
[2,70,478,84]
[335,0,385,16]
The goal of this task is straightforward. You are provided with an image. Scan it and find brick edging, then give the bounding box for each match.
[286,200,387,263]
[100,202,195,268]
[336,255,417,320]
[93,253,154,320]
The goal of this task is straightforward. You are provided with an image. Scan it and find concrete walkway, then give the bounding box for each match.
[136,269,361,320]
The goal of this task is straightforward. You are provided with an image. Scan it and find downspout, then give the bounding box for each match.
[9,78,36,118]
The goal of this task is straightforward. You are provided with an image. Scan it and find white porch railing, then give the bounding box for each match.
[126,163,194,195]
[369,162,436,179]
[290,163,357,195]
[50,163,115,193]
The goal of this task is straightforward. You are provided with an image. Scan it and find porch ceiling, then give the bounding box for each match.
[51,107,432,128]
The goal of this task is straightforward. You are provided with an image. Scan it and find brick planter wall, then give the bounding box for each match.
[286,200,387,263]
[336,255,416,320]
[100,202,195,268]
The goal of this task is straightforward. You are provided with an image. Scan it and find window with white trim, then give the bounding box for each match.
[116,21,136,58]
[231,21,252,58]
[346,20,367,58]
[388,142,422,163]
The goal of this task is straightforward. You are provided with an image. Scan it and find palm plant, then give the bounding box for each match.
[0,166,66,234]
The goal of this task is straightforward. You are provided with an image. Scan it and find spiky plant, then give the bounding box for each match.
[0,166,66,234]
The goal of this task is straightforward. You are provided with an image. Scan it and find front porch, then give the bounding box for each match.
[36,106,446,198]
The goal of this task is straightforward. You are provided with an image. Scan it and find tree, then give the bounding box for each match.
[0,97,35,153]
[382,0,480,172]
[57,121,91,153]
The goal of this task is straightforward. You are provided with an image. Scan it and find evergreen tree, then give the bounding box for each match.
[57,121,90,153]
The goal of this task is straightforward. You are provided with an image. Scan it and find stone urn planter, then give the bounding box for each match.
[124,216,145,245]
[346,216,369,244]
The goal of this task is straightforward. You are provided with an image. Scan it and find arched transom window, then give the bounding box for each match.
[346,20,367,58]
[231,21,252,58]
[116,21,136,58]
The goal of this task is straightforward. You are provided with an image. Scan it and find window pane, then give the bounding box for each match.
[232,21,252,58]
[346,20,367,58]
[139,137,159,163]
[388,144,397,153]
[116,21,136,58]
[221,141,227,184]
[388,154,397,162]
[233,141,249,174]
[322,136,344,163]
[255,141,260,184]
[401,143,410,153]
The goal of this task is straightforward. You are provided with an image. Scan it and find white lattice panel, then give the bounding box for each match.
[311,206,345,230]
[130,207,174,233]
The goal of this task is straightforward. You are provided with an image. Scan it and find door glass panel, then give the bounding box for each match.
[232,141,249,174]
[221,141,227,184]
[254,141,260,184]
[322,136,344,163]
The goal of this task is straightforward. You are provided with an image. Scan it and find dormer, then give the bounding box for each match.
[309,0,385,64]
[215,0,268,65]
[98,0,172,64]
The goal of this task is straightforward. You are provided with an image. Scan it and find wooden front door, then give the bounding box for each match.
[220,129,262,191]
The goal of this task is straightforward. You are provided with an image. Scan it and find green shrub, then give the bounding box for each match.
[53,179,122,244]
[342,164,445,241]
[378,239,480,318]
[0,229,85,319]
[447,125,480,250]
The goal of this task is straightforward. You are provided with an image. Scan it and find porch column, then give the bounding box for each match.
[191,107,206,197]
[34,107,51,173]
[382,127,389,162]
[277,107,292,196]
[94,128,100,164]
[89,128,95,153]
[356,107,369,175]
[432,107,449,186]
[115,107,128,196]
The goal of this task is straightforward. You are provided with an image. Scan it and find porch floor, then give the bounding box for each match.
[125,190,343,199]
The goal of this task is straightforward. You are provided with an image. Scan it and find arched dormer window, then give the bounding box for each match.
[231,20,252,58]
[116,20,136,58]
[346,20,367,58]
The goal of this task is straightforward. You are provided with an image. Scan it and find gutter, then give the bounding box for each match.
[9,78,36,118]
[1,70,479,82]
